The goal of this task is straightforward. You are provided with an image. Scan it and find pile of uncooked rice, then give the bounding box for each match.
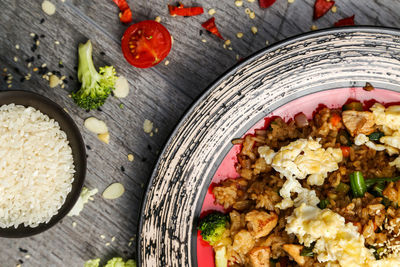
[0,104,75,228]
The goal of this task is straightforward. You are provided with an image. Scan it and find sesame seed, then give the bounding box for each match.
[208,8,216,15]
[265,40,269,46]
[24,255,30,259]
[235,0,243,7]
[164,60,170,66]
[41,63,47,68]
[251,26,258,34]
[128,241,132,247]
[105,242,110,247]
[228,47,233,51]
[155,16,161,23]
[236,54,240,60]
[111,236,116,242]
[201,39,207,43]
[331,6,337,12]
[224,39,231,46]
[249,11,256,19]
[30,33,35,37]
[72,222,77,228]
[36,40,40,46]
[128,154,134,161]
[27,63,32,68]
[155,128,158,133]
[13,57,18,62]
[236,32,244,38]
[15,44,20,50]
[311,25,318,31]
[54,41,60,45]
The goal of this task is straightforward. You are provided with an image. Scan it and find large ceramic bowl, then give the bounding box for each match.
[0,90,86,238]
[138,27,400,266]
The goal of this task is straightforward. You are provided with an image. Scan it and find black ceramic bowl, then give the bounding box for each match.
[0,90,86,238]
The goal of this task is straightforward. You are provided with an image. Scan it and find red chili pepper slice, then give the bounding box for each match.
[201,17,224,40]
[334,15,355,27]
[168,4,204,17]
[112,0,133,24]
[259,0,277,8]
[314,0,335,20]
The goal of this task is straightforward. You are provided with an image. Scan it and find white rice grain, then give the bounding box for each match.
[0,104,75,228]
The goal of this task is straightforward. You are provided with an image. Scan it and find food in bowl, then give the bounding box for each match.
[0,104,75,228]
[199,100,400,266]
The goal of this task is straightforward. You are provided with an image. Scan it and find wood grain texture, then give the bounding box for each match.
[0,0,399,266]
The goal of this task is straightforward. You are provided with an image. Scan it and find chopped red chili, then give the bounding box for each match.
[259,0,277,8]
[313,0,335,20]
[168,4,204,17]
[112,0,133,24]
[334,15,355,27]
[201,17,224,40]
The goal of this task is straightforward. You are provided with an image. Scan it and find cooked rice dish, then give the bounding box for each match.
[0,104,75,228]
[202,101,400,266]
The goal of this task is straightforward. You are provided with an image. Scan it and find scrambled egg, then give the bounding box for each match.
[354,134,398,155]
[258,138,342,209]
[371,103,400,134]
[286,203,400,267]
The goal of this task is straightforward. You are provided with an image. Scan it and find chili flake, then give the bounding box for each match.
[259,0,277,8]
[168,4,204,17]
[201,17,224,39]
[313,0,335,20]
[112,0,132,24]
[334,15,355,27]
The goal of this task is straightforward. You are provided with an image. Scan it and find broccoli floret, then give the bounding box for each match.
[198,211,229,245]
[72,40,117,110]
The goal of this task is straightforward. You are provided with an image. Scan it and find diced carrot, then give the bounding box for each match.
[341,146,350,157]
[330,113,341,127]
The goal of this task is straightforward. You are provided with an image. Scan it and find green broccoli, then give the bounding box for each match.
[199,211,229,245]
[84,257,136,267]
[199,211,229,267]
[72,40,117,110]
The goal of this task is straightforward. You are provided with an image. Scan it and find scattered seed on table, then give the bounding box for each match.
[128,242,132,247]
[251,26,258,34]
[100,235,106,239]
[208,8,216,15]
[331,5,337,12]
[249,11,255,19]
[164,60,170,66]
[235,0,243,7]
[36,40,40,46]
[42,0,56,16]
[13,57,18,62]
[236,32,244,38]
[24,255,30,259]
[201,39,207,43]
[72,222,77,228]
[105,242,110,247]
[155,16,161,23]
[128,154,134,162]
[143,119,153,133]
[247,0,255,2]
[41,63,47,68]
[54,40,60,45]
[30,33,35,37]
[311,25,318,31]
[245,8,251,14]
[27,63,32,68]
[15,44,20,50]
[288,0,295,3]
[224,39,231,46]
[236,54,240,60]
[154,128,158,133]
[111,236,116,242]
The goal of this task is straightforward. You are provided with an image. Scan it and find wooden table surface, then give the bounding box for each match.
[0,0,399,266]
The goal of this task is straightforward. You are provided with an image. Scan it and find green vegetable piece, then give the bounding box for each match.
[365,176,400,188]
[336,182,350,194]
[104,258,136,267]
[84,259,100,267]
[198,211,229,245]
[368,132,384,141]
[318,199,330,209]
[350,171,367,198]
[337,129,352,146]
[73,40,117,110]
[342,101,364,111]
[372,182,385,196]
[214,246,228,267]
[300,246,314,257]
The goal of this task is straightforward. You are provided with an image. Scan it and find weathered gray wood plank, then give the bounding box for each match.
[0,0,399,266]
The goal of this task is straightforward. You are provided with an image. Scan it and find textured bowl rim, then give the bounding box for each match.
[0,90,86,238]
[137,26,400,266]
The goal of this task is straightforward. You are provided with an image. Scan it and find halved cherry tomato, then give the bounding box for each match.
[121,21,172,68]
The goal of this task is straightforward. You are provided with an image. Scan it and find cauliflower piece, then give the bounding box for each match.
[342,110,375,136]
[245,210,278,238]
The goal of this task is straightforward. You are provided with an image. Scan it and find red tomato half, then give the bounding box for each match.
[121,21,172,68]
